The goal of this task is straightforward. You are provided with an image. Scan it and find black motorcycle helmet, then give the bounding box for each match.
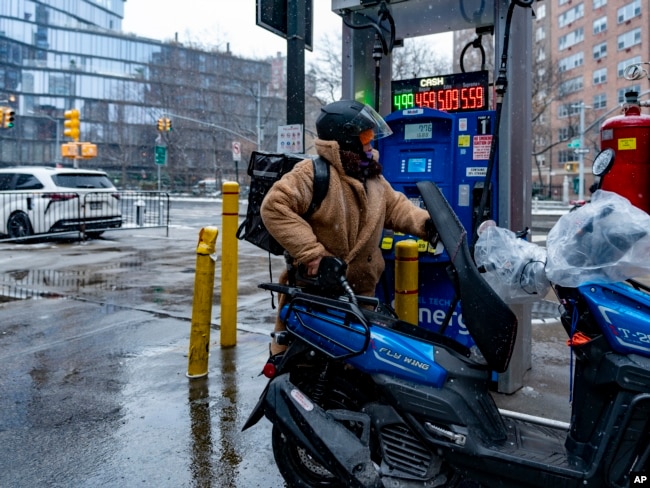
[316,100,392,154]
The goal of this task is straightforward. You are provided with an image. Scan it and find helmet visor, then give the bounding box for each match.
[351,104,393,141]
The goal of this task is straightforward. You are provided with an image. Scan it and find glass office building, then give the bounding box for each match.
[0,0,285,189]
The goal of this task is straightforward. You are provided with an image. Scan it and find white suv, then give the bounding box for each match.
[0,166,122,239]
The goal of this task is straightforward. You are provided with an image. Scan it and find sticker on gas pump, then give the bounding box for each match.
[473,135,492,160]
[458,135,470,147]
[466,167,487,177]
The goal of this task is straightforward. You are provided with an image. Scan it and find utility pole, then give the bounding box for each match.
[572,102,591,202]
[255,81,263,151]
[286,0,305,151]
[578,102,585,201]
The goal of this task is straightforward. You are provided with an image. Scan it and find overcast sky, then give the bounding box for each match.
[122,1,452,63]
[122,0,343,60]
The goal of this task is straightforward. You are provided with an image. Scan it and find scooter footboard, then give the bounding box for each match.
[264,374,382,488]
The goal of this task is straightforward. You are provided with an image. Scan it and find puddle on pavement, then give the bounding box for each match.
[1,268,129,301]
[0,250,156,302]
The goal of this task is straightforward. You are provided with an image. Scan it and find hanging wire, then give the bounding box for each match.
[342,1,396,56]
[460,30,488,73]
[341,1,396,110]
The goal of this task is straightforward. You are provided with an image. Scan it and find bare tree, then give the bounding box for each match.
[392,37,452,80]
[308,33,452,104]
[531,58,564,198]
[530,57,607,199]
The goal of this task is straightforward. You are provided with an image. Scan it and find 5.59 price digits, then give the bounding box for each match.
[393,86,485,112]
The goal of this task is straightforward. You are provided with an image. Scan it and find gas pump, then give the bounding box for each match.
[600,91,650,214]
[377,102,498,347]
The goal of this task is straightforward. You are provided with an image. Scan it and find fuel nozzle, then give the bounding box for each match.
[317,257,357,305]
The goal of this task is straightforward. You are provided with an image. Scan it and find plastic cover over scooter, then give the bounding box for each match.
[474,223,550,303]
[545,190,650,287]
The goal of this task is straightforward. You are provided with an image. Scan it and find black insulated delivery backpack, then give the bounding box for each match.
[236,151,329,255]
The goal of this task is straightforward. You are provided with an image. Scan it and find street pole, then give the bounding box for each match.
[287,0,306,152]
[162,112,257,145]
[578,102,585,201]
[155,133,162,191]
[55,121,61,164]
[256,80,263,151]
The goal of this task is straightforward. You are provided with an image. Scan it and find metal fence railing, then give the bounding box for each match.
[118,191,170,234]
[0,191,169,242]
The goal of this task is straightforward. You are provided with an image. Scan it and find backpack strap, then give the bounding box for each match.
[303,157,329,219]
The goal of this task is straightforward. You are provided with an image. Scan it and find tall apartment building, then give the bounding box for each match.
[535,0,648,198]
[454,1,648,200]
[0,0,287,190]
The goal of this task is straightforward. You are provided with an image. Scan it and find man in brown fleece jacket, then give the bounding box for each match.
[261,100,434,356]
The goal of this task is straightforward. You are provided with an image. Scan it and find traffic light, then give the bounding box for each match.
[157,117,171,132]
[0,106,15,129]
[63,109,80,141]
[565,162,577,173]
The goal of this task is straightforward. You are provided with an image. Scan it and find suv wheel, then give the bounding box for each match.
[8,212,33,238]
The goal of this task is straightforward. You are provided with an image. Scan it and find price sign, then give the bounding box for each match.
[392,71,489,114]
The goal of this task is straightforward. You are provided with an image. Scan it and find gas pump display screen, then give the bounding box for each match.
[404,122,432,140]
[407,157,427,172]
[391,71,488,113]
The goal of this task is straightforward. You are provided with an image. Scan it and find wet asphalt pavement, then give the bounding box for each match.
[0,199,572,487]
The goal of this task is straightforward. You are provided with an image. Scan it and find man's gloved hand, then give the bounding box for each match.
[425,218,439,244]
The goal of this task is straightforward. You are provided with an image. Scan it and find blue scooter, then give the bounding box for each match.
[243,179,650,487]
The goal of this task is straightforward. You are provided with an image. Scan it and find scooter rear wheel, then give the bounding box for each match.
[272,425,344,488]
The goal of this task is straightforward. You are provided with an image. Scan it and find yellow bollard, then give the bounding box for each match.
[395,239,419,325]
[220,181,239,347]
[187,226,219,378]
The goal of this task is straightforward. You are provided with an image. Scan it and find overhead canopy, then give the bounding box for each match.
[331,0,494,39]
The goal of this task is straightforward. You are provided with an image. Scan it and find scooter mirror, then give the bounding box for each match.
[592,148,616,177]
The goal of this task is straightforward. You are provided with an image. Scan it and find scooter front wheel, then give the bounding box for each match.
[272,425,344,487]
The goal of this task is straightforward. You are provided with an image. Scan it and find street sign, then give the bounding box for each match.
[61,142,79,158]
[81,143,97,158]
[154,145,167,166]
[61,141,97,159]
[277,124,303,153]
[567,139,581,148]
[574,148,590,154]
[232,141,241,162]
